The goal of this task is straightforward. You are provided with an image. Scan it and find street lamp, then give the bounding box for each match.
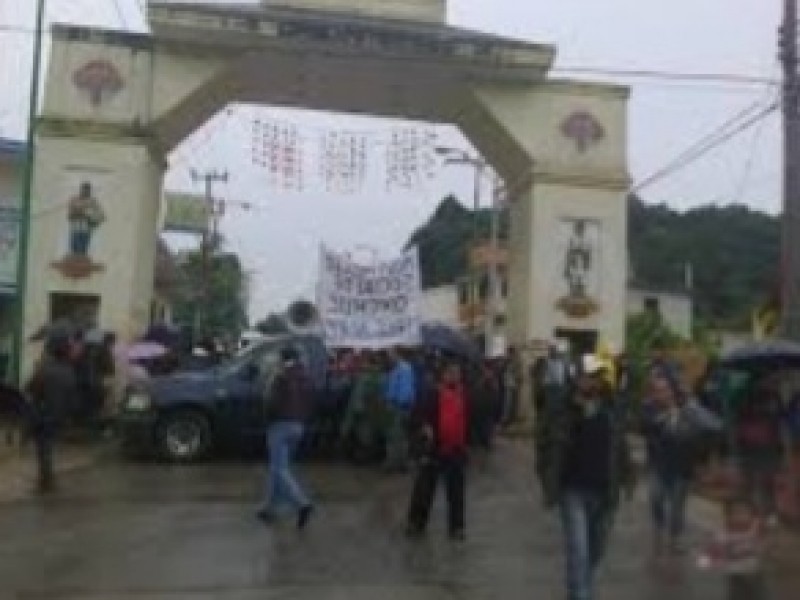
[435,146,499,351]
[12,0,47,384]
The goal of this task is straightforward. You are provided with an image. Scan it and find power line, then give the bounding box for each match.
[634,99,772,191]
[554,65,779,86]
[729,102,774,205]
[111,0,129,30]
[633,101,779,193]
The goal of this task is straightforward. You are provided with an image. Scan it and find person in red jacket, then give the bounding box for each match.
[406,359,470,541]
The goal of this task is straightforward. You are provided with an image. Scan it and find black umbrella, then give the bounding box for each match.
[719,340,800,370]
[419,323,482,361]
[143,324,182,348]
[29,318,78,342]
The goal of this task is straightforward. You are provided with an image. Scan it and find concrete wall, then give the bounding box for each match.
[627,289,693,339]
[23,137,163,376]
[478,81,630,350]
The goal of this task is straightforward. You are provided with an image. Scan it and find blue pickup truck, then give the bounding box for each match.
[117,334,328,462]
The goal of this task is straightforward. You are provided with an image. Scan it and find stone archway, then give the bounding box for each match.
[24,0,629,374]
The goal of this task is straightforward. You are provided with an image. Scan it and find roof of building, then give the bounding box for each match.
[628,283,692,300]
[148,1,546,49]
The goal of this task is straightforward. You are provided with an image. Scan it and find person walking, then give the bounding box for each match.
[24,333,78,493]
[257,348,314,529]
[406,360,470,541]
[471,359,499,453]
[736,375,786,526]
[642,372,722,556]
[537,355,634,600]
[383,349,416,472]
[501,346,523,427]
[341,353,387,464]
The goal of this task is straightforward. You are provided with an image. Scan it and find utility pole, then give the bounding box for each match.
[435,147,487,345]
[484,178,505,356]
[781,0,800,339]
[191,169,228,343]
[11,0,47,384]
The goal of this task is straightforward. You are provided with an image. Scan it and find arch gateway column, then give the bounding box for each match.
[24,1,629,376]
[23,28,165,375]
[472,81,630,355]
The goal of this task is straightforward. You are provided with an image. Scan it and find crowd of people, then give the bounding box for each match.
[8,324,793,600]
[305,347,523,468]
[256,340,780,600]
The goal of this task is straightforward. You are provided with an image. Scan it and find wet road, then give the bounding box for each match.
[0,440,735,599]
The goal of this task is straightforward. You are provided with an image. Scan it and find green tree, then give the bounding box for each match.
[628,195,779,327]
[172,238,249,341]
[624,311,684,398]
[408,194,780,326]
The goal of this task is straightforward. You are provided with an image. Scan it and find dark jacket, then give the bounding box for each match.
[25,356,78,430]
[267,363,313,423]
[537,387,633,509]
[641,399,722,482]
[410,382,471,459]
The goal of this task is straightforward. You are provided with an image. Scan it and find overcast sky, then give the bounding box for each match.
[0,0,784,319]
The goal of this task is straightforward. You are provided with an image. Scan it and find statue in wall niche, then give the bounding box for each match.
[564,220,592,299]
[68,182,105,258]
[52,181,106,279]
[556,219,600,318]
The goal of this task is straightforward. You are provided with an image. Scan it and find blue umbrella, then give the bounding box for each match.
[419,323,481,361]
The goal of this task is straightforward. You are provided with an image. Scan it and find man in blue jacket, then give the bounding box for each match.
[383,349,416,471]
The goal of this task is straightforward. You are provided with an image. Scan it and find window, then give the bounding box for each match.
[644,296,660,314]
[478,274,489,301]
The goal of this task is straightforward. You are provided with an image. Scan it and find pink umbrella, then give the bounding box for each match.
[122,341,168,361]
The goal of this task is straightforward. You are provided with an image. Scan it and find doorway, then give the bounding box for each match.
[49,293,100,329]
[554,328,598,357]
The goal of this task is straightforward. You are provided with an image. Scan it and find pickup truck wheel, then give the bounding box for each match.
[157,410,211,463]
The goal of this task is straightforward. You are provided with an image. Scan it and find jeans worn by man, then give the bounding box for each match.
[560,491,611,600]
[264,421,311,515]
[649,474,690,551]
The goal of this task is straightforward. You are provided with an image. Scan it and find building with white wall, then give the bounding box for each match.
[627,287,693,339]
[419,284,460,329]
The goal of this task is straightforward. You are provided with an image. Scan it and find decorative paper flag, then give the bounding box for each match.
[385,127,438,192]
[320,131,369,194]
[250,118,305,192]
